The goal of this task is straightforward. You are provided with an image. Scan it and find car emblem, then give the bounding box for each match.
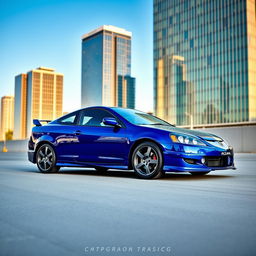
[221,151,232,156]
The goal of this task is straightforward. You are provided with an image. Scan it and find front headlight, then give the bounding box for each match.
[170,134,206,146]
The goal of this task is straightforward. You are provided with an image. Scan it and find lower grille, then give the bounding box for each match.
[205,156,232,167]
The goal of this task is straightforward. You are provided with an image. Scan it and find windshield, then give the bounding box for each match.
[113,108,172,126]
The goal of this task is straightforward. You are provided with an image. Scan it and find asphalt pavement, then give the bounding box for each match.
[0,152,256,256]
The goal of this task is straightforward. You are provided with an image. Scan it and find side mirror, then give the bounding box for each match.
[102,117,121,127]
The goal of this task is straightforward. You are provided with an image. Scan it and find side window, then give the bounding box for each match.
[79,109,115,127]
[58,112,77,125]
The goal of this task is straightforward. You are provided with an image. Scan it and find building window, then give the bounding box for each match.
[207,55,212,66]
[169,16,173,25]
[190,39,194,48]
[184,1,189,10]
[207,33,212,44]
[184,31,188,40]
[176,43,180,52]
[162,28,167,39]
[223,17,228,28]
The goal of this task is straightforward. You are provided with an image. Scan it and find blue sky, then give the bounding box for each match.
[0,0,153,112]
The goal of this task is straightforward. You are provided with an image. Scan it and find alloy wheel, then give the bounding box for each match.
[133,145,159,176]
[37,145,54,172]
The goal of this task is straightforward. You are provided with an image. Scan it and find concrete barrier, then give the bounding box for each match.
[0,140,28,152]
[197,126,256,153]
[0,125,255,153]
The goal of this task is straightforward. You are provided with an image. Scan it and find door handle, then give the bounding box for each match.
[74,130,81,135]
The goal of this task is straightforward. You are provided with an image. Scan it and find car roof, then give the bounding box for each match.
[79,106,143,113]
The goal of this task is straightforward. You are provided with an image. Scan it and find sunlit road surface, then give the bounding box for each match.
[0,153,256,256]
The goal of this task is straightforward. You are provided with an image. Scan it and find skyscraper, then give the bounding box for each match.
[14,67,63,138]
[0,96,14,140]
[14,74,27,139]
[154,0,256,126]
[81,25,135,108]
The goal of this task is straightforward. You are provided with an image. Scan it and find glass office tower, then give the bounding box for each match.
[117,75,135,109]
[81,25,136,108]
[154,0,256,126]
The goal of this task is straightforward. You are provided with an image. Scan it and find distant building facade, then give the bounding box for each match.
[14,67,63,139]
[154,0,256,126]
[81,25,135,108]
[0,96,14,140]
[14,74,27,139]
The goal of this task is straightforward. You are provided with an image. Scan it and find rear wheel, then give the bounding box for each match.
[132,142,164,179]
[190,171,210,176]
[36,144,60,173]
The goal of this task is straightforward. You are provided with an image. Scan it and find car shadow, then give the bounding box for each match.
[59,169,136,179]
[58,168,234,180]
[15,164,235,181]
[163,173,234,181]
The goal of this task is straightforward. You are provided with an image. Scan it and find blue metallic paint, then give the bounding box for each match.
[28,106,235,173]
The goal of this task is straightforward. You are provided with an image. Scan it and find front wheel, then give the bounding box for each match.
[190,171,210,176]
[132,142,164,179]
[36,144,60,173]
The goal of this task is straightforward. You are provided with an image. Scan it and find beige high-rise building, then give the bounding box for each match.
[0,96,14,140]
[14,67,63,138]
[14,74,27,139]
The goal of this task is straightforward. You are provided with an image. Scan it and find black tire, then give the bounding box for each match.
[36,144,60,173]
[132,142,164,179]
[95,167,108,174]
[190,171,210,176]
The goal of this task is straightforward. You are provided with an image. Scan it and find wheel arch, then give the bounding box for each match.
[128,138,164,169]
[34,140,56,163]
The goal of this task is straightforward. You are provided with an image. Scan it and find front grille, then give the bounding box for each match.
[205,156,232,167]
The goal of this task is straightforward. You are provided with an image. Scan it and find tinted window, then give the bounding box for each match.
[58,112,77,125]
[79,109,116,127]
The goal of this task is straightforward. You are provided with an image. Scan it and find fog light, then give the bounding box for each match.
[201,157,206,164]
[184,158,197,164]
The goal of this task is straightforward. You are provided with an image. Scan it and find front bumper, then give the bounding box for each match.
[163,147,235,172]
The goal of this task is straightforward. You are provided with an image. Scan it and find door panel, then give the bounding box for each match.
[75,108,130,165]
[76,126,129,164]
[54,125,80,162]
[51,111,80,163]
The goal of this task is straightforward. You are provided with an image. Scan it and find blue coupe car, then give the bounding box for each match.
[28,106,235,179]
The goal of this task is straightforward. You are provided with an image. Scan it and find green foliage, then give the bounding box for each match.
[5,130,13,141]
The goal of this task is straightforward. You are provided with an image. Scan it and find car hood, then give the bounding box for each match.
[142,124,222,141]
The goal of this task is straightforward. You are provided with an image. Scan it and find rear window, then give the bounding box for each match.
[57,112,78,125]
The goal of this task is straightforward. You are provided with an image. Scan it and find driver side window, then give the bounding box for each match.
[79,109,115,127]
